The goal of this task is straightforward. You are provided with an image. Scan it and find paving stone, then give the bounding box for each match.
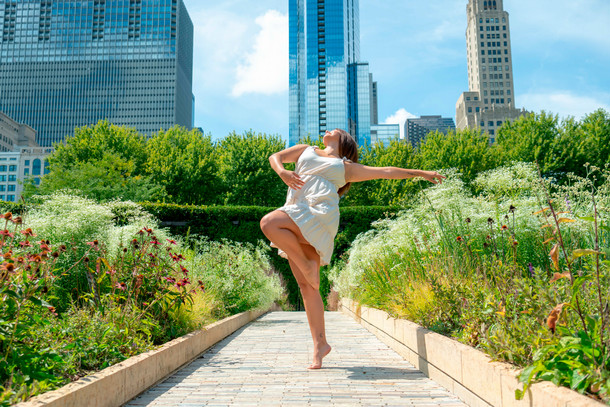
[125,312,467,406]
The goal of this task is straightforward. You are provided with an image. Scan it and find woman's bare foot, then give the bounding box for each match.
[308,343,332,369]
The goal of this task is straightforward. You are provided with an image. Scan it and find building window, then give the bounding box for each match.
[0,166,5,171]
[480,121,485,127]
[476,107,480,112]
[7,195,15,202]
[503,26,506,30]
[25,160,30,166]
[7,185,15,192]
[32,159,41,175]
[481,50,485,55]
[484,90,488,96]
[483,82,487,88]
[0,195,4,201]
[508,98,512,103]
[501,98,505,104]
[490,129,495,135]
[8,175,16,182]
[484,99,488,104]
[497,121,503,126]
[23,168,29,176]
[482,58,486,63]
[466,96,471,101]
[480,26,483,31]
[474,96,479,101]
[507,89,511,95]
[8,165,16,172]
[34,178,41,186]
[504,33,507,38]
[0,175,5,182]
[502,17,506,23]
[489,121,494,127]
[468,107,472,113]
[0,185,5,191]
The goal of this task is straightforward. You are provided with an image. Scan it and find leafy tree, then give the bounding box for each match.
[343,138,420,206]
[418,128,497,183]
[495,111,559,173]
[146,126,218,205]
[36,121,158,201]
[49,120,148,173]
[37,156,166,202]
[216,130,286,206]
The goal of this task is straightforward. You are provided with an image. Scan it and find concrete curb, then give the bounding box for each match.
[340,298,602,407]
[17,306,277,407]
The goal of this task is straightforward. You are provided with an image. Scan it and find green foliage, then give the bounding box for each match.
[344,139,420,206]
[146,127,218,204]
[216,131,288,206]
[0,197,285,404]
[35,121,160,202]
[418,128,498,184]
[330,164,610,403]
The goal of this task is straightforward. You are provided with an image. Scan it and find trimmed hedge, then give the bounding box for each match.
[1,201,401,308]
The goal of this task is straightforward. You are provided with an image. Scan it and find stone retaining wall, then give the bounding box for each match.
[340,298,602,407]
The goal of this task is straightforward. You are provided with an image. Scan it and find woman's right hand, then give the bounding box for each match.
[280,169,305,190]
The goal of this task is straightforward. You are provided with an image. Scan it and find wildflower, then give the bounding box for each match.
[19,241,32,248]
[0,230,14,238]
[20,228,36,237]
[1,262,15,272]
[175,277,190,288]
[166,239,177,245]
[486,235,491,240]
[83,256,89,263]
[198,280,205,292]
[501,225,508,230]
[509,205,516,213]
[3,251,13,260]
[456,236,463,242]
[16,256,24,264]
[465,217,471,223]
[150,239,162,246]
[487,218,494,225]
[59,244,67,252]
[137,229,145,235]
[483,242,489,248]
[86,240,100,251]
[164,276,176,284]
[2,212,12,220]
[48,306,58,316]
[512,241,518,246]
[114,282,127,290]
[106,268,116,276]
[180,265,189,276]
[123,247,128,253]
[13,216,22,225]
[528,263,534,277]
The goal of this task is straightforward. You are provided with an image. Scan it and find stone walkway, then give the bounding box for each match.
[126,312,467,406]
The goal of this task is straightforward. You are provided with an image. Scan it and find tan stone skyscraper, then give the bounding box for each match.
[455,0,527,142]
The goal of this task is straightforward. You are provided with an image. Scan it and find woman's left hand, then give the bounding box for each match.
[422,171,446,184]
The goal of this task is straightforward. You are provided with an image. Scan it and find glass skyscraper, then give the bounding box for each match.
[0,0,193,147]
[289,0,371,146]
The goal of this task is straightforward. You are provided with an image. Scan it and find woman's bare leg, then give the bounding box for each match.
[260,210,320,289]
[289,255,332,369]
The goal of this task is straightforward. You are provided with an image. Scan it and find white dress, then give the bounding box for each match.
[272,145,347,266]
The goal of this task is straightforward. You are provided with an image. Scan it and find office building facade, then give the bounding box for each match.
[0,0,193,147]
[289,0,372,146]
[455,0,526,142]
[370,123,399,147]
[0,112,51,201]
[405,115,455,148]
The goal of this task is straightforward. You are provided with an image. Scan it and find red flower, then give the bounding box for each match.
[86,240,100,251]
[20,228,36,237]
[114,282,127,290]
[166,239,177,245]
[501,225,508,230]
[19,241,32,248]
[0,230,14,238]
[456,236,463,242]
[180,265,189,276]
[47,306,58,316]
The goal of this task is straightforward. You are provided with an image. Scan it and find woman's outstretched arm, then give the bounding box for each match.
[344,162,445,184]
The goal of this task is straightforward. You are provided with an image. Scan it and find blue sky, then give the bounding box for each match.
[183,0,610,144]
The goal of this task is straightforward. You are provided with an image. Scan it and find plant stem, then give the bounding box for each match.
[591,188,606,356]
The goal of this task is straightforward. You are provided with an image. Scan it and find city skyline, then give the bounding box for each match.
[0,0,193,146]
[178,0,608,143]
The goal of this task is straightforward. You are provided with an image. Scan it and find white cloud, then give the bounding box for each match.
[232,10,288,97]
[383,108,417,139]
[519,91,610,119]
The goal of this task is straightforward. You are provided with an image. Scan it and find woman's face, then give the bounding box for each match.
[322,129,341,147]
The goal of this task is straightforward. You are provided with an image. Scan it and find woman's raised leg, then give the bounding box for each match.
[260,210,320,289]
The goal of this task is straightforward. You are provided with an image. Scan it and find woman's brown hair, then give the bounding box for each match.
[335,129,358,197]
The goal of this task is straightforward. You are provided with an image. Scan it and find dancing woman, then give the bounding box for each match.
[260,128,445,369]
